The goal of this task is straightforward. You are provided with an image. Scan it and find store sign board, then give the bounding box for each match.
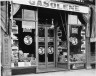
[13,0,89,13]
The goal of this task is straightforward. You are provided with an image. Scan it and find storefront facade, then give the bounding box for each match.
[1,0,91,76]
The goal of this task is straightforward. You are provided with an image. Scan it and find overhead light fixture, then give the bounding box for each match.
[50,19,54,29]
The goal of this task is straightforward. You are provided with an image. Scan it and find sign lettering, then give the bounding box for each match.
[13,0,89,13]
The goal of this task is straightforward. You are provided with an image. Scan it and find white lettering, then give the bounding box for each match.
[50,2,56,8]
[37,0,42,6]
[81,41,85,48]
[75,5,79,11]
[43,1,49,7]
[69,5,75,11]
[63,4,68,10]
[13,0,89,13]
[57,3,62,10]
[29,0,35,5]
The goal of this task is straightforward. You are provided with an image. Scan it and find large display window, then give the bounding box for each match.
[11,4,37,68]
[68,25,86,69]
[56,26,68,69]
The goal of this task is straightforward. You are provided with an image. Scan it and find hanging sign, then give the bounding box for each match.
[13,0,89,13]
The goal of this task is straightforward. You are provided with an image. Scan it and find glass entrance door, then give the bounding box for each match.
[38,26,55,69]
[47,27,55,68]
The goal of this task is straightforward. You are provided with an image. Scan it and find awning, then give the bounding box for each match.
[90,5,96,42]
[0,1,7,32]
[12,0,90,13]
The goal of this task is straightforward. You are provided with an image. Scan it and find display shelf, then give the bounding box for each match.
[13,18,37,22]
[69,61,86,64]
[12,46,18,50]
[48,45,54,46]
[57,62,68,64]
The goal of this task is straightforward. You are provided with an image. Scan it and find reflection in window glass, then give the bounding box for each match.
[38,46,45,62]
[48,29,54,37]
[69,25,86,63]
[38,27,45,37]
[23,9,35,20]
[57,27,68,63]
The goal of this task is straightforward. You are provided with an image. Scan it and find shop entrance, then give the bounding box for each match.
[38,25,55,69]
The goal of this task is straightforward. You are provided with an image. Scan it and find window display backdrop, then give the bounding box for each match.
[69,25,86,63]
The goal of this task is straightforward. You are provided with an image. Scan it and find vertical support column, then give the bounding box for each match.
[95,6,96,59]
[95,42,96,61]
[67,24,70,70]
[0,2,2,75]
[86,37,91,69]
[85,13,91,69]
[82,12,91,69]
[0,29,1,76]
[2,34,11,76]
[55,26,57,67]
[2,1,12,76]
[36,8,38,72]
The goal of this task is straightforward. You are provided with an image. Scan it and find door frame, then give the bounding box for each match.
[38,25,56,69]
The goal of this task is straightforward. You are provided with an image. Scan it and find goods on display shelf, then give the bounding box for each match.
[12,25,18,34]
[57,27,68,63]
[11,33,18,40]
[12,20,18,34]
[11,50,36,67]
[70,54,86,62]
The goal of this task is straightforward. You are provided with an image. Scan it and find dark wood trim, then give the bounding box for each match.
[12,67,36,75]
[67,24,70,70]
[86,37,91,69]
[13,18,38,22]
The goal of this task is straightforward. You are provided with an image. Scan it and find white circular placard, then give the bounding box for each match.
[24,35,32,45]
[38,47,45,55]
[69,37,78,45]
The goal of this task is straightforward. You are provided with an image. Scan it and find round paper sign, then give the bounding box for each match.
[24,35,32,45]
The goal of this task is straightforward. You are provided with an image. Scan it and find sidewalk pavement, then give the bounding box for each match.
[13,69,96,76]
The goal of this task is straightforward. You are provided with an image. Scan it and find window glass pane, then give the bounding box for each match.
[48,29,54,37]
[57,27,68,63]
[69,25,86,63]
[38,27,45,37]
[23,9,35,20]
[11,20,36,67]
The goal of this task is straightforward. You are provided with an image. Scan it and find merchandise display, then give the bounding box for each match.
[11,20,36,67]
[57,27,67,63]
[69,25,86,63]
